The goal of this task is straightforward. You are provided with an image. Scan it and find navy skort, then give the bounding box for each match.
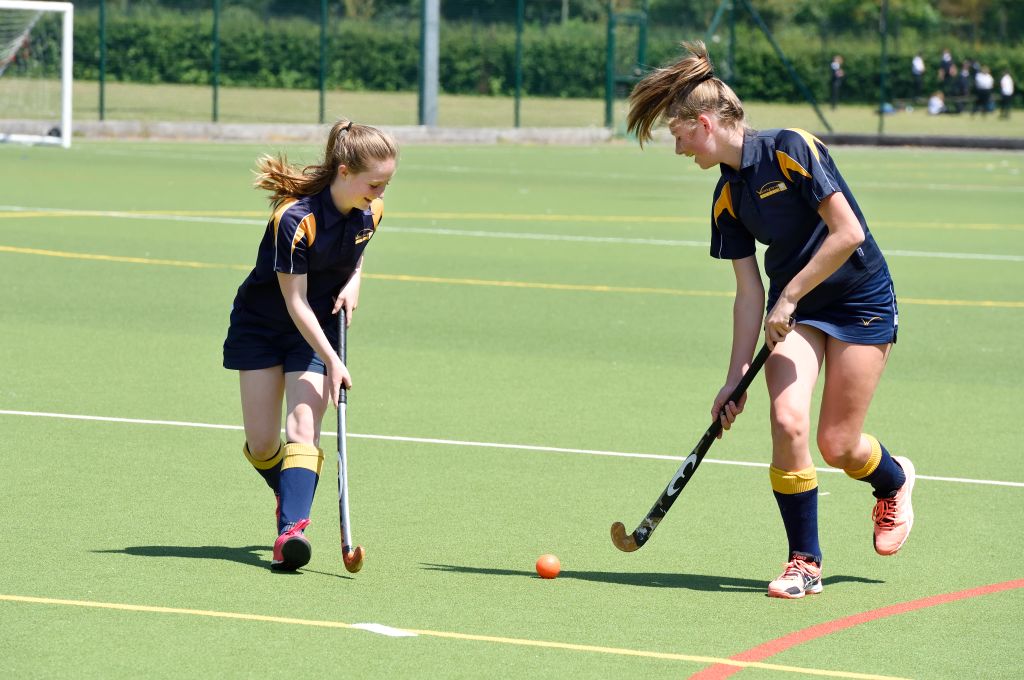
[223,308,339,375]
[774,266,898,345]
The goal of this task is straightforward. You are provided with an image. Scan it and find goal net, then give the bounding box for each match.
[0,0,73,147]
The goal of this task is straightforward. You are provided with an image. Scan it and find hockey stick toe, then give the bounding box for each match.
[610,522,639,552]
[343,545,365,573]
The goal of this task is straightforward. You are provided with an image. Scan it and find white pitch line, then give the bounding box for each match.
[0,205,259,226]
[2,409,1022,489]
[885,248,1024,262]
[385,226,709,248]
[2,205,1022,262]
[351,623,418,637]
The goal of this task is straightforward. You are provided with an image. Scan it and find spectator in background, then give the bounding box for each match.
[950,60,972,111]
[944,63,958,97]
[1000,70,1015,119]
[830,55,845,110]
[972,65,994,116]
[927,91,946,115]
[938,48,954,84]
[959,60,974,89]
[911,53,926,100]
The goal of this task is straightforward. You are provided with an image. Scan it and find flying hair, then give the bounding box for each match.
[253,118,399,208]
[627,40,746,146]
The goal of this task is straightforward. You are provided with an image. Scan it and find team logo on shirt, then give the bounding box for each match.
[757,181,788,199]
[354,228,375,245]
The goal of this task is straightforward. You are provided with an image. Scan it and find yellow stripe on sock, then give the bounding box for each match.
[281,443,324,476]
[845,435,882,480]
[769,465,818,494]
[243,442,284,470]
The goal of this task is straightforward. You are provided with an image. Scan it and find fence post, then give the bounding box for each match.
[319,0,327,125]
[418,0,439,126]
[604,3,616,129]
[514,0,524,127]
[878,0,889,135]
[98,0,105,121]
[212,0,220,123]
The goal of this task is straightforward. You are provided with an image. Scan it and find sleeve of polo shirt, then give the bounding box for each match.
[709,177,755,260]
[774,128,841,207]
[272,203,317,275]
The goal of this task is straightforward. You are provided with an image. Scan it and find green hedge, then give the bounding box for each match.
[31,9,1024,104]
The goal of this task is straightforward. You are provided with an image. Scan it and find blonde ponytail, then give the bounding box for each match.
[627,41,746,145]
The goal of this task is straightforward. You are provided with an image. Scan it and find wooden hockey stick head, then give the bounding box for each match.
[610,522,640,552]
[343,545,365,573]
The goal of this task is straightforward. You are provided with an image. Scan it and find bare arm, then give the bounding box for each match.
[278,272,350,404]
[726,255,766,385]
[712,255,765,434]
[332,256,364,325]
[764,191,865,346]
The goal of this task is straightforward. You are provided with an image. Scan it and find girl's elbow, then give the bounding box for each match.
[843,227,865,250]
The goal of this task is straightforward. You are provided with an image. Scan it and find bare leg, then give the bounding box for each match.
[272,370,330,568]
[239,367,285,455]
[765,325,827,471]
[816,340,891,470]
[284,370,330,446]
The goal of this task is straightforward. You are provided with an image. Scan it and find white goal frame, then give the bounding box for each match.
[0,0,73,148]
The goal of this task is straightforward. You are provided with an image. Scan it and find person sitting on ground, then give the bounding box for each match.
[927,91,946,115]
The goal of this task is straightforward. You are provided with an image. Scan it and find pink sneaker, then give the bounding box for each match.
[271,519,311,571]
[768,554,822,599]
[873,456,916,556]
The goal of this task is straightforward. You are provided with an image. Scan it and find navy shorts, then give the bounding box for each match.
[222,309,338,375]
[779,266,899,346]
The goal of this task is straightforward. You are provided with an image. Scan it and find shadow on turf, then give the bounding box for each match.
[421,564,883,592]
[92,545,353,579]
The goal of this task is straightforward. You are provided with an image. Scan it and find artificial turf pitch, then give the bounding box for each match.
[2,139,1022,679]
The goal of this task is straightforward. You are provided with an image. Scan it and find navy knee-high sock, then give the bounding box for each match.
[243,442,283,493]
[770,465,821,564]
[278,443,323,533]
[846,435,906,499]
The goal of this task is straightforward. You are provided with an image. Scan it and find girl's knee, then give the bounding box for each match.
[285,409,321,446]
[771,404,809,443]
[246,436,282,460]
[817,429,859,468]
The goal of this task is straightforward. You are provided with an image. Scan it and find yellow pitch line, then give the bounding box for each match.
[387,211,704,224]
[3,245,1022,308]
[901,296,1024,308]
[872,221,1024,232]
[365,272,732,298]
[0,245,249,271]
[0,594,907,680]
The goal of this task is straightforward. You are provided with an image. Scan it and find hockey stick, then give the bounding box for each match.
[337,308,365,573]
[610,343,772,552]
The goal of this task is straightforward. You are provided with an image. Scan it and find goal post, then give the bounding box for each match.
[0,0,73,148]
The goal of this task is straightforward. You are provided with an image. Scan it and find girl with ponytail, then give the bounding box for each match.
[628,42,915,599]
[223,119,398,571]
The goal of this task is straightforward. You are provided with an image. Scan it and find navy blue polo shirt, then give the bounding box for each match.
[710,128,886,313]
[229,187,382,329]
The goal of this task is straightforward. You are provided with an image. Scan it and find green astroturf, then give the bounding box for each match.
[1,140,1023,679]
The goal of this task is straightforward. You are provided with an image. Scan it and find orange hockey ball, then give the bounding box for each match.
[535,554,561,579]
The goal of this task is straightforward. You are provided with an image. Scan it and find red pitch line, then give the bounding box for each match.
[689,578,1024,679]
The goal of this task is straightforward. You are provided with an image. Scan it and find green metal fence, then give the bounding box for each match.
[10,0,1024,131]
